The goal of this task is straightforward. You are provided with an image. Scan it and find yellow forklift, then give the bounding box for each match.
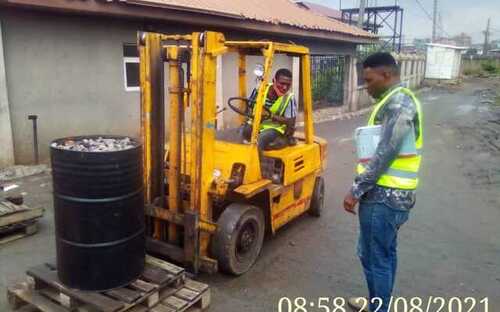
[139,31,327,275]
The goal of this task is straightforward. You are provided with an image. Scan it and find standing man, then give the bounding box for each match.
[344,53,423,312]
[242,68,297,150]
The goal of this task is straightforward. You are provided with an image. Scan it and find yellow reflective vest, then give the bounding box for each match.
[257,84,293,134]
[357,86,423,190]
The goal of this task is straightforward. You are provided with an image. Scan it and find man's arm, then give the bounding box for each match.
[350,92,417,199]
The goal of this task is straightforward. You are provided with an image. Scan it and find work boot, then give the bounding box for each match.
[347,297,370,312]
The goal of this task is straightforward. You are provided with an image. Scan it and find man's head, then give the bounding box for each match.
[362,52,400,98]
[273,68,293,96]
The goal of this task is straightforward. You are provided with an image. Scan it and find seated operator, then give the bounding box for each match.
[241,68,298,150]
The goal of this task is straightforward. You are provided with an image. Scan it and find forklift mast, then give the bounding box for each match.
[138,31,317,274]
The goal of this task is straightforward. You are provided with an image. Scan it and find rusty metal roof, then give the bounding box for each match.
[126,0,375,39]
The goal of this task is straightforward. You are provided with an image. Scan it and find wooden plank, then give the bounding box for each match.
[0,200,28,213]
[7,284,69,312]
[157,286,183,303]
[120,305,148,312]
[141,264,174,285]
[0,208,44,227]
[27,264,124,312]
[39,288,78,309]
[183,279,208,293]
[183,211,199,274]
[0,221,25,235]
[105,287,142,304]
[146,291,159,308]
[129,279,157,293]
[146,255,184,276]
[0,232,28,245]
[0,204,13,216]
[0,222,38,245]
[196,290,211,310]
[162,296,188,311]
[174,288,199,302]
[150,303,176,312]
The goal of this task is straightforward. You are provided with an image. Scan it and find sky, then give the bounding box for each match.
[305,0,500,44]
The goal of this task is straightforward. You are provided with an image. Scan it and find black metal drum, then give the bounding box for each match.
[50,135,145,291]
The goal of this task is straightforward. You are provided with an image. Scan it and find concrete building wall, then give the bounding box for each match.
[0,21,15,167]
[0,8,358,165]
[0,9,142,164]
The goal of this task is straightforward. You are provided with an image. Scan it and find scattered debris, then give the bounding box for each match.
[1,184,19,192]
[51,137,137,152]
[0,165,48,182]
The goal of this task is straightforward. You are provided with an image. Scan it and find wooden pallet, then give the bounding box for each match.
[0,200,44,245]
[7,255,210,312]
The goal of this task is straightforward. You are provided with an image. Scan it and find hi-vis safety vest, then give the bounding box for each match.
[255,84,293,135]
[357,86,423,190]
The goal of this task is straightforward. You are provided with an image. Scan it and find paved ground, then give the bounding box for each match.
[1,77,499,311]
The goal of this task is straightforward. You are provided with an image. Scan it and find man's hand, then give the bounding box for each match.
[270,114,283,123]
[343,193,359,215]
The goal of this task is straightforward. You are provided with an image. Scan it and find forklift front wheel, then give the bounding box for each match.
[308,176,325,217]
[213,203,265,275]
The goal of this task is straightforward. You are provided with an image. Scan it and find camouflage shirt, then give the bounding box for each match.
[351,83,420,211]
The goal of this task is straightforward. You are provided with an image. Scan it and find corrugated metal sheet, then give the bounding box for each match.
[126,0,375,38]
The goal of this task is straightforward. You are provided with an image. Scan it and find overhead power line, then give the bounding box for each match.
[412,0,450,37]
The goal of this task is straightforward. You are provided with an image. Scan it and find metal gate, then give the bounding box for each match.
[311,55,346,107]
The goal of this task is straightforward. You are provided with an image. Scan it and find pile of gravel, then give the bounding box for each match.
[51,137,137,152]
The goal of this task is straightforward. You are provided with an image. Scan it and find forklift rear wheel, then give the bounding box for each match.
[213,203,265,275]
[308,176,325,217]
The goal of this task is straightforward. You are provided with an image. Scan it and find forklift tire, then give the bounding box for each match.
[213,203,265,275]
[308,176,325,217]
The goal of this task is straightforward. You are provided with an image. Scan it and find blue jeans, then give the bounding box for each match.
[357,202,409,312]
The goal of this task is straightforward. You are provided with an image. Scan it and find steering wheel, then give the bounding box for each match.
[227,97,272,120]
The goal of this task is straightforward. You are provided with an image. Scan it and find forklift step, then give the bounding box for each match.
[7,256,210,312]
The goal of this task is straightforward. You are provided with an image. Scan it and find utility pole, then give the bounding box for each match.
[438,12,443,39]
[432,0,438,42]
[483,18,490,56]
[358,0,366,29]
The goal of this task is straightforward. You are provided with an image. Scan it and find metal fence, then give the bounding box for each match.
[311,55,346,107]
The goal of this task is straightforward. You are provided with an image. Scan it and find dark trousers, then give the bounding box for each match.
[241,123,285,150]
[357,201,409,312]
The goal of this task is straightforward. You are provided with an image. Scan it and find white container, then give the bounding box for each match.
[425,43,467,80]
[354,125,417,162]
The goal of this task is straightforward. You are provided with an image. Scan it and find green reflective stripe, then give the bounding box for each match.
[277,94,292,116]
[384,168,418,179]
[368,87,404,124]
